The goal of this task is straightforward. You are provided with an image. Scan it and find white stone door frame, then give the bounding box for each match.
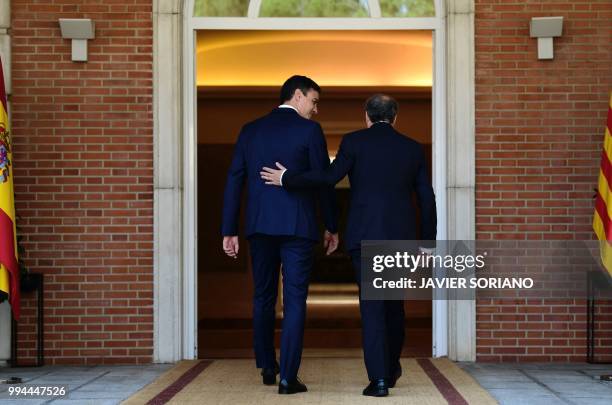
[152,0,475,362]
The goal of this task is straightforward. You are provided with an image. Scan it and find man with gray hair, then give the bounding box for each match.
[261,94,437,397]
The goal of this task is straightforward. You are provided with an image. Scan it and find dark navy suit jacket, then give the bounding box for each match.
[221,108,337,241]
[282,122,436,251]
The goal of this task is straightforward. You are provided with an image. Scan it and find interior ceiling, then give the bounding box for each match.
[196,30,432,87]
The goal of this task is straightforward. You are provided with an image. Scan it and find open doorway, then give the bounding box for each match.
[195,30,433,359]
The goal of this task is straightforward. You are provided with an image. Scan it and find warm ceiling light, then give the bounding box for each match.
[196,31,432,87]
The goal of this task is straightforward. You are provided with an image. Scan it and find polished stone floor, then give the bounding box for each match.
[0,364,172,405]
[0,361,610,404]
[458,362,612,405]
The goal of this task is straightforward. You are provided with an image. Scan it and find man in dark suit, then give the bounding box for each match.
[221,75,338,395]
[260,94,436,397]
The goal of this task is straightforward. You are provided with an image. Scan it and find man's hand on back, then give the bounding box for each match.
[261,162,287,186]
[260,161,339,255]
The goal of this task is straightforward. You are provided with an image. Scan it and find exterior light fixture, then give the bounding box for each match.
[529,17,563,60]
[59,18,95,62]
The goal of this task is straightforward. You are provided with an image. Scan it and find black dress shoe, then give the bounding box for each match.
[363,378,389,397]
[388,366,402,388]
[261,361,280,385]
[278,378,307,394]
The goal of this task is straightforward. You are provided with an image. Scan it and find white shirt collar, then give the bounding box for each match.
[278,104,299,113]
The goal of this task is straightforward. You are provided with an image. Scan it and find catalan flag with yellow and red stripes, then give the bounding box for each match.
[593,93,612,278]
[0,57,20,319]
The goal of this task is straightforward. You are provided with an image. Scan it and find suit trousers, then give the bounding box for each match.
[248,234,315,381]
[351,250,405,381]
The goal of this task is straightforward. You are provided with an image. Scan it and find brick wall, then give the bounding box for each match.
[475,0,612,361]
[11,0,153,365]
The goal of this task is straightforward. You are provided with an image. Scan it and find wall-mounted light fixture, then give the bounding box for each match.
[59,18,95,62]
[530,17,563,60]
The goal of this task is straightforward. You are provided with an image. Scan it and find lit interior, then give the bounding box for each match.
[196,30,433,87]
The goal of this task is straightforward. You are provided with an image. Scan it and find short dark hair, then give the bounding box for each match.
[365,94,398,123]
[280,75,321,104]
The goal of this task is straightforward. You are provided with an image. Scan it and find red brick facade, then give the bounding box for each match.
[475,0,612,361]
[11,0,154,364]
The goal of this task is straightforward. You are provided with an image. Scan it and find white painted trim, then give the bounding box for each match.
[191,17,439,30]
[247,0,261,18]
[183,0,197,360]
[432,0,448,358]
[367,0,382,18]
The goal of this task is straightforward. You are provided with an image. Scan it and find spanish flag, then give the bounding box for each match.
[593,93,612,278]
[0,57,19,319]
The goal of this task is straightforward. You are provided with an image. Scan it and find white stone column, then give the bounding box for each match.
[0,0,11,367]
[446,0,476,361]
[153,0,184,362]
